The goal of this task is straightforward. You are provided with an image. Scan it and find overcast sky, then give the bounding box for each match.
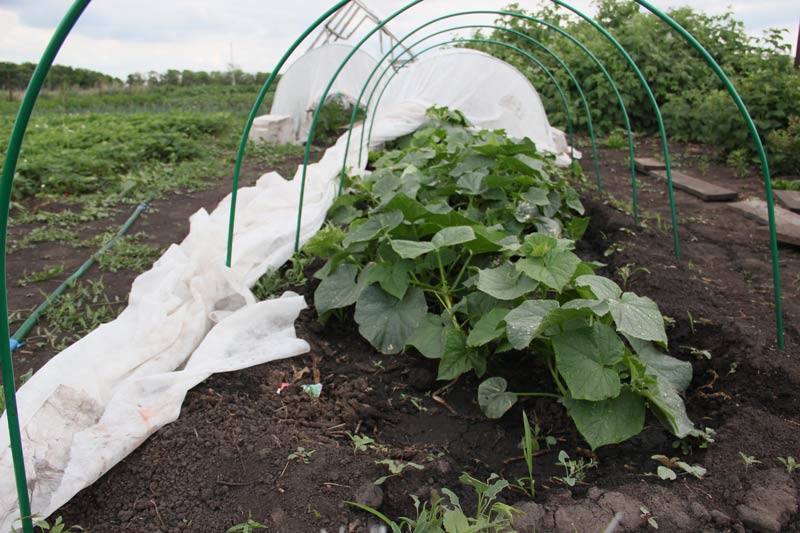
[1,0,797,79]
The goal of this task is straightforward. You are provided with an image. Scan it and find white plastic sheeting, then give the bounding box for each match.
[270,44,379,142]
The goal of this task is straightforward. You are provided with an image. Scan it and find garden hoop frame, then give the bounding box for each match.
[0,1,785,530]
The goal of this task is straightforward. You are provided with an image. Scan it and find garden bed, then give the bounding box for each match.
[12,134,796,532]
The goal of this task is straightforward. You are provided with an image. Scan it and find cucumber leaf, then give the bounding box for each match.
[552,323,625,401]
[563,387,646,450]
[354,286,427,354]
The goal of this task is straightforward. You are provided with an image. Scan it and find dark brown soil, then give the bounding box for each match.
[11,137,799,532]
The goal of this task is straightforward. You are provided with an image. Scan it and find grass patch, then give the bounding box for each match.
[40,278,122,349]
[17,264,65,287]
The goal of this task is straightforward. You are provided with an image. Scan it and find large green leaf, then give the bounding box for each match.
[642,377,696,438]
[564,188,585,215]
[608,292,668,345]
[456,170,487,195]
[342,210,404,248]
[564,388,646,450]
[406,313,447,359]
[575,275,622,301]
[366,261,411,300]
[520,187,550,206]
[466,308,510,347]
[438,330,486,380]
[478,377,518,419]
[354,286,427,354]
[561,298,610,316]
[390,239,434,259]
[314,264,365,314]
[432,226,476,249]
[552,323,625,401]
[628,337,692,391]
[626,339,695,438]
[504,300,560,349]
[537,307,593,336]
[476,263,538,301]
[381,193,430,222]
[516,249,581,292]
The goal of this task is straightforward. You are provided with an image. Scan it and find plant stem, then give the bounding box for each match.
[547,356,568,397]
[451,251,473,290]
[435,250,450,297]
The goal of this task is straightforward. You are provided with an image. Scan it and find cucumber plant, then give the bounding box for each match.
[306,107,695,449]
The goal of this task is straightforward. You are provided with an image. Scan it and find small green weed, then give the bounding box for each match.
[640,506,659,529]
[349,472,518,532]
[41,278,122,349]
[400,393,428,413]
[652,454,706,480]
[739,452,761,469]
[726,149,751,179]
[11,516,82,533]
[374,459,425,485]
[17,264,64,286]
[225,514,266,533]
[615,263,650,291]
[347,432,377,454]
[603,131,626,150]
[9,227,79,252]
[777,456,798,474]
[91,233,161,273]
[514,411,536,498]
[287,446,315,464]
[553,450,597,487]
[252,253,309,301]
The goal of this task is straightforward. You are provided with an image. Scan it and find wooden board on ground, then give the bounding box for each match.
[774,190,800,213]
[634,157,666,172]
[729,198,800,246]
[650,170,738,202]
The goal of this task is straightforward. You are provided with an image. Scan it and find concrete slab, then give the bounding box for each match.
[634,157,666,172]
[774,190,800,213]
[729,198,800,246]
[650,170,738,202]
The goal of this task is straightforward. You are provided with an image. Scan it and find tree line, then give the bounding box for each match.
[1,62,274,93]
[126,69,273,87]
[0,62,120,92]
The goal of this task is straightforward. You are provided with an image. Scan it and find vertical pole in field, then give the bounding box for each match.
[794,20,799,69]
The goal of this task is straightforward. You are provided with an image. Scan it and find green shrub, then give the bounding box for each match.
[466,1,799,168]
[767,116,800,175]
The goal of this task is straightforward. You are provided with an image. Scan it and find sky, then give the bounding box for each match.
[0,0,797,79]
